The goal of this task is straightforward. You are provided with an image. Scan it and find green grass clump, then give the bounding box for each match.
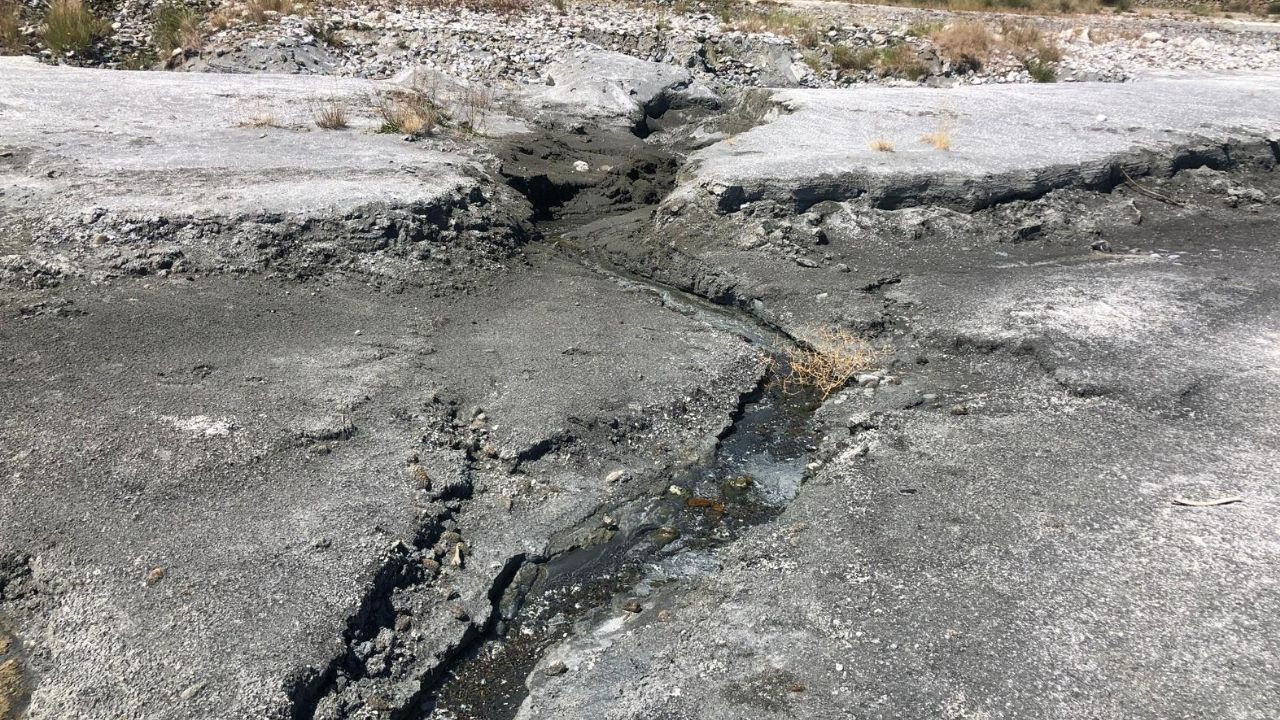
[906,21,942,37]
[831,43,878,72]
[1026,58,1056,82]
[878,44,930,81]
[42,0,105,56]
[152,1,202,54]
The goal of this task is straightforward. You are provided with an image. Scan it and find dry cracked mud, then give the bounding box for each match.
[1,41,1279,720]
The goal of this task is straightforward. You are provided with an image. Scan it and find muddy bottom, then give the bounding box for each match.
[421,353,819,720]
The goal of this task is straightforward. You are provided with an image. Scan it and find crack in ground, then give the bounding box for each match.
[708,137,1278,215]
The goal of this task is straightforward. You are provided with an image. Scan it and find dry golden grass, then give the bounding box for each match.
[312,98,348,129]
[0,657,23,720]
[1001,21,1043,50]
[245,0,294,23]
[375,91,441,136]
[777,328,880,399]
[239,109,282,128]
[920,129,951,150]
[869,139,895,152]
[0,2,21,54]
[209,6,237,30]
[931,21,997,68]
[371,71,452,136]
[1001,21,1062,62]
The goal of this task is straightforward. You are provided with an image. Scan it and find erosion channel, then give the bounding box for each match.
[422,117,827,719]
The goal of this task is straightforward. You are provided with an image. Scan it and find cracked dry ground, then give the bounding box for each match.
[3,100,1280,720]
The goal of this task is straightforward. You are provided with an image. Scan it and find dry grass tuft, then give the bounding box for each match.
[920,128,951,150]
[239,109,282,128]
[0,2,21,54]
[802,49,823,74]
[869,139,895,152]
[1000,21,1043,51]
[42,0,105,56]
[0,657,24,720]
[931,21,997,69]
[906,20,943,37]
[209,6,236,30]
[245,0,294,23]
[312,98,348,129]
[375,89,442,137]
[778,328,880,399]
[457,84,495,133]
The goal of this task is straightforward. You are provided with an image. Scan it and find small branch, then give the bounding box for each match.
[1120,168,1186,208]
[1172,496,1243,507]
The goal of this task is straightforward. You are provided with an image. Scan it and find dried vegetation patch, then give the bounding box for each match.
[931,21,997,69]
[312,98,349,129]
[777,328,881,399]
[374,90,443,136]
[0,1,21,54]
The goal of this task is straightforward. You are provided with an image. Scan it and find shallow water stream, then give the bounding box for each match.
[420,256,822,720]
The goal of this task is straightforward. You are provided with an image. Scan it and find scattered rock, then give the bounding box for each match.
[145,567,166,586]
[408,463,432,490]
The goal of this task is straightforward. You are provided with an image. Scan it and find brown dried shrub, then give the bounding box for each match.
[777,328,881,399]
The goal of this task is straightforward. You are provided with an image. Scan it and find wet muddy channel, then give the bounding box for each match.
[414,118,829,719]
[420,260,823,720]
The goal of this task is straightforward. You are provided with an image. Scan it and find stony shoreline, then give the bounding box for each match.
[4,0,1280,87]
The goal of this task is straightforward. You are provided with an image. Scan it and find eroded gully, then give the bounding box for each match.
[412,120,831,719]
